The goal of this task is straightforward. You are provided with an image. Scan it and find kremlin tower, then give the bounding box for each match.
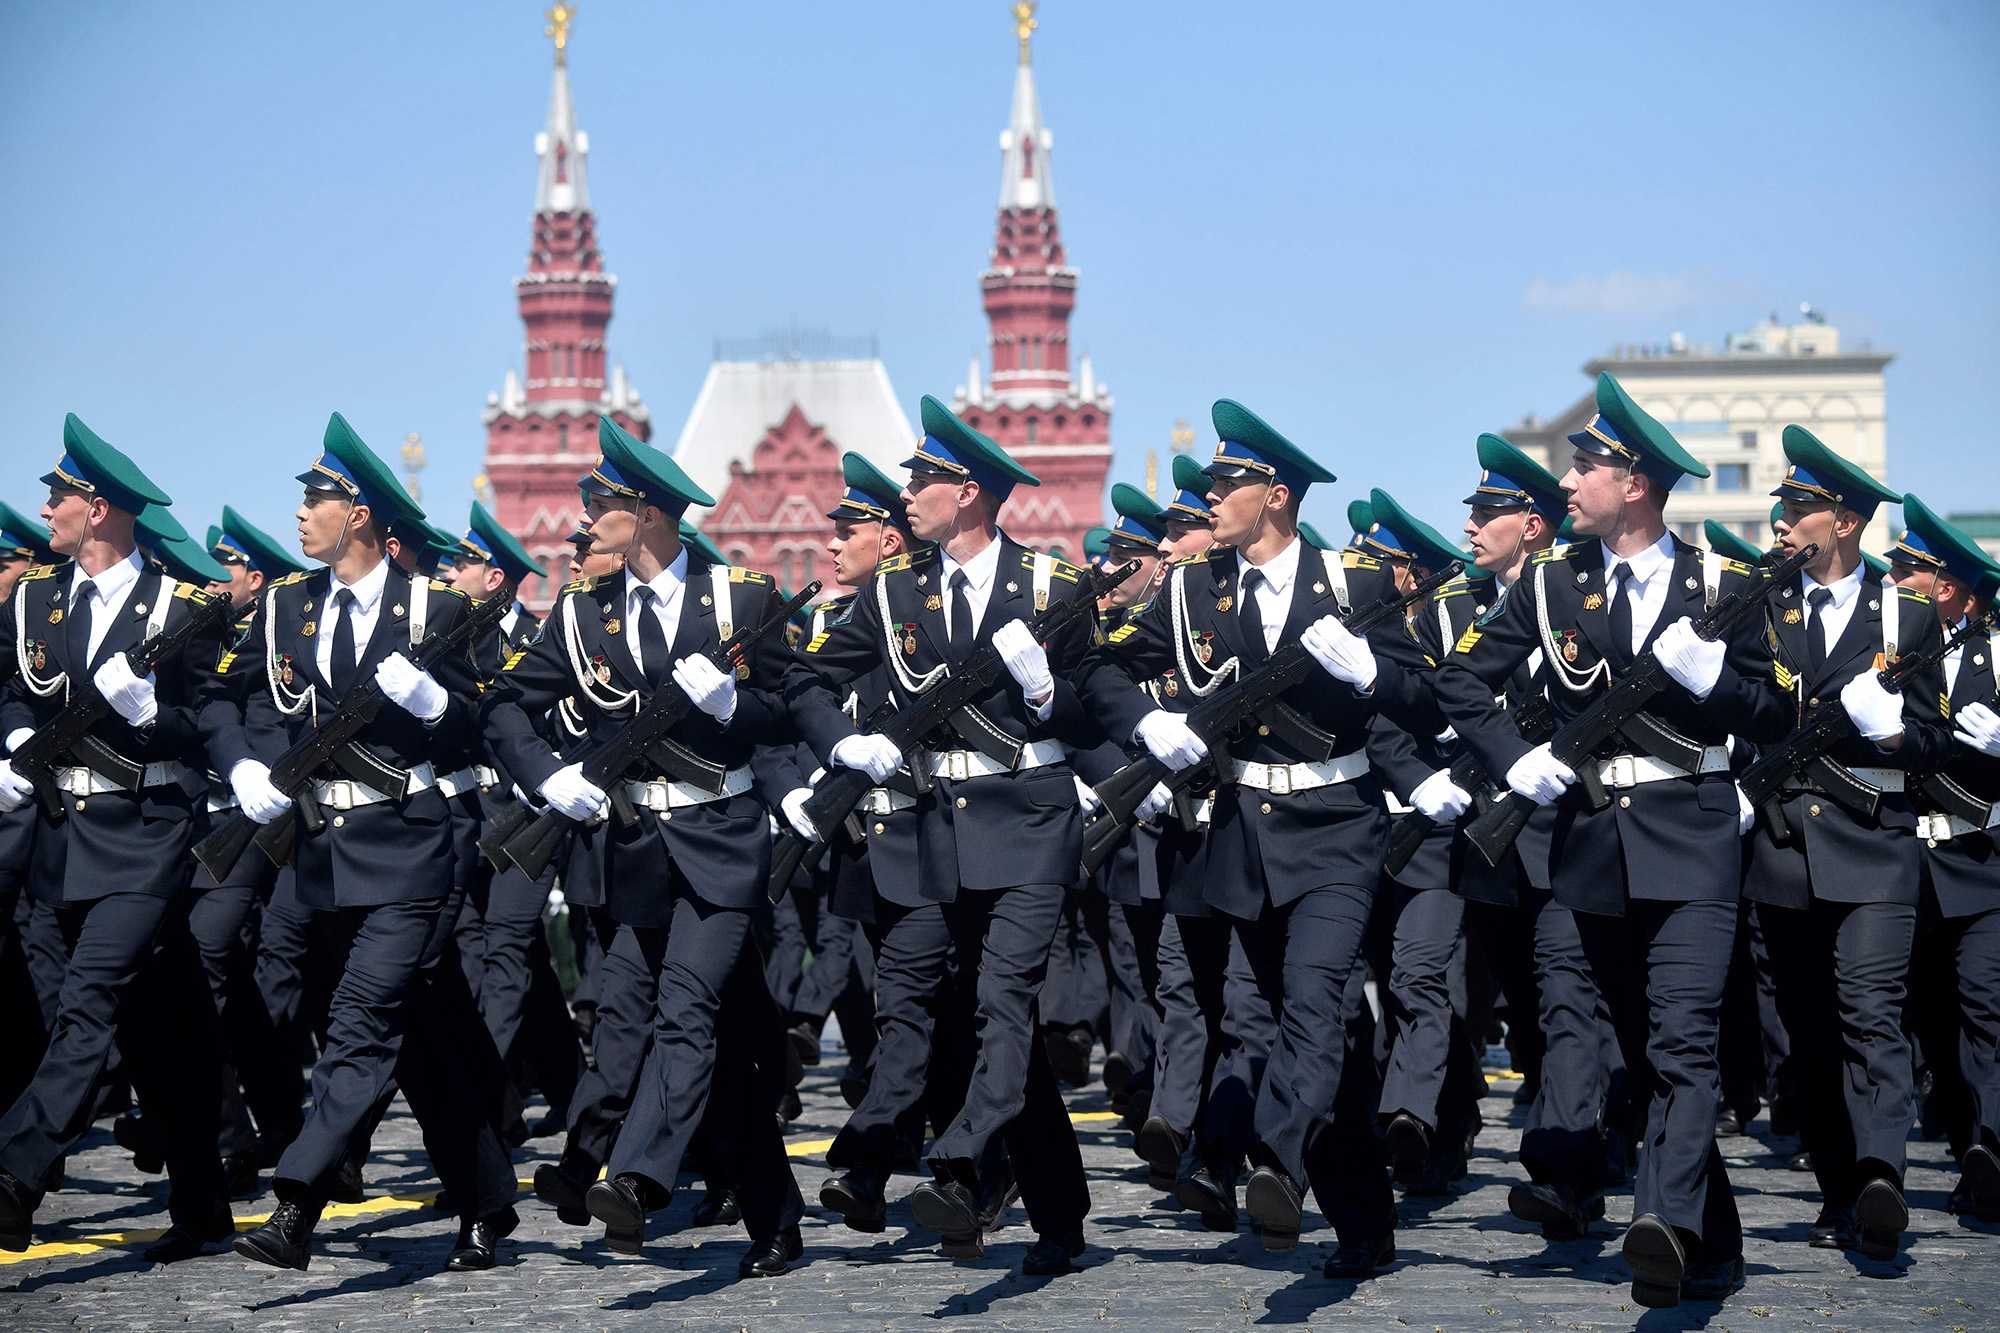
[477,4,649,608]
[951,2,1113,560]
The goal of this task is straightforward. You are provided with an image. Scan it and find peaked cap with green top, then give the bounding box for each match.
[460,501,546,582]
[1566,372,1708,489]
[906,395,1040,501]
[1105,482,1168,553]
[581,415,715,516]
[1364,488,1472,572]
[136,505,231,584]
[44,413,173,514]
[1772,425,1901,518]
[210,505,306,577]
[1207,400,1336,490]
[677,517,730,568]
[0,501,54,562]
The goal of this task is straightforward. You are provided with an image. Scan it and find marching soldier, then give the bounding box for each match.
[1079,399,1435,1277]
[790,396,1096,1274]
[1746,430,1951,1263]
[0,416,231,1260]
[0,504,59,1110]
[483,416,805,1275]
[1431,373,1793,1306]
[1888,496,2000,1222]
[220,413,520,1272]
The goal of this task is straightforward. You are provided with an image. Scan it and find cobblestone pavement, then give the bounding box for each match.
[4,1055,1996,1332]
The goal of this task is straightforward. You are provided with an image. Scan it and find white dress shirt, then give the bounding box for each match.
[623,549,689,677]
[939,534,1004,642]
[1945,613,1968,693]
[1236,534,1303,655]
[1797,562,1866,661]
[1601,531,1677,656]
[66,550,147,662]
[316,556,391,683]
[501,606,521,641]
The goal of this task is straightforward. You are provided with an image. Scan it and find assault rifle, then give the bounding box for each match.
[1382,693,1553,877]
[766,560,1139,899]
[1463,543,1817,868]
[193,589,512,880]
[1077,560,1464,878]
[502,581,823,880]
[10,589,236,823]
[1743,607,1995,846]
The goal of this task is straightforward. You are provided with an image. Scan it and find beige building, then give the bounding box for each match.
[1505,309,1896,552]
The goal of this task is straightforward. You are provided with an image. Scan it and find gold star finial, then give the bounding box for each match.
[545,3,576,65]
[1169,419,1195,454]
[1012,2,1038,65]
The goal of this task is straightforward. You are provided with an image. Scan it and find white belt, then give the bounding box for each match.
[622,765,755,813]
[312,761,438,811]
[860,787,919,815]
[1595,746,1731,789]
[1846,766,1906,793]
[206,789,240,814]
[54,761,191,796]
[435,766,480,800]
[921,739,1068,783]
[1229,749,1369,795]
[1919,809,2000,843]
[1384,793,1415,815]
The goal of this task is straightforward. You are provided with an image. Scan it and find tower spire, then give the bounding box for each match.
[998,3,1053,210]
[535,5,589,213]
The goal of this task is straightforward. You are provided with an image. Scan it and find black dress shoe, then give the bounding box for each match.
[1507,1181,1597,1241]
[0,1167,40,1252]
[1244,1165,1303,1252]
[586,1174,653,1254]
[447,1206,518,1271]
[1682,1254,1745,1301]
[144,1205,236,1263]
[1787,1149,1813,1173]
[738,1225,803,1278]
[1384,1113,1432,1188]
[1174,1163,1238,1232]
[690,1186,741,1228]
[908,1178,983,1258]
[1102,1050,1135,1099]
[1808,1204,1856,1249]
[975,1167,1020,1233]
[1714,1107,1743,1138]
[503,1117,532,1149]
[534,1152,598,1226]
[1021,1232,1085,1276]
[1768,1097,1797,1138]
[819,1170,888,1233]
[327,1157,367,1205]
[787,1020,822,1068]
[113,1113,166,1175]
[1136,1116,1185,1193]
[1960,1144,2000,1222]
[1323,1234,1394,1279]
[1046,1026,1094,1089]
[224,1152,261,1200]
[234,1199,317,1271]
[1622,1213,1687,1309]
[1855,1178,1908,1260]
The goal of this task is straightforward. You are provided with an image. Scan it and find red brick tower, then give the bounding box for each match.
[952,2,1111,560]
[478,6,650,609]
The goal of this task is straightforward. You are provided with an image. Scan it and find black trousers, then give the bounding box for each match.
[928,882,1089,1238]
[0,880,59,1110]
[1517,887,1630,1192]
[455,861,582,1122]
[0,890,224,1227]
[1172,913,1274,1163]
[1761,897,1917,1207]
[562,911,656,1168]
[1913,887,2000,1160]
[784,878,878,1072]
[1371,879,1481,1144]
[828,899,962,1172]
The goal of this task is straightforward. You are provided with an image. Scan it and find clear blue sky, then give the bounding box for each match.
[4,1,1997,548]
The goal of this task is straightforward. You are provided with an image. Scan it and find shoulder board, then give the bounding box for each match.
[1021,551,1085,584]
[271,570,309,588]
[1530,542,1578,565]
[18,563,59,582]
[877,553,914,575]
[1341,550,1381,571]
[1434,584,1472,600]
[1172,550,1210,566]
[728,567,773,584]
[174,584,214,603]
[427,578,468,600]
[822,591,856,611]
[560,575,603,595]
[1895,586,1932,605]
[1717,557,1754,577]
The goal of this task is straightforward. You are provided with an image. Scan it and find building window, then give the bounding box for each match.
[557,421,570,453]
[1714,463,1750,492]
[1738,430,1757,450]
[1025,418,1038,444]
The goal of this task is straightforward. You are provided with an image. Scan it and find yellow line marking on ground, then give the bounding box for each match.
[0,1109,1135,1266]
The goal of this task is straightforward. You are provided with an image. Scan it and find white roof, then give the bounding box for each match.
[669,358,916,504]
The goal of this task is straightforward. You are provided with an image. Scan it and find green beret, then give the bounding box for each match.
[43,413,173,514]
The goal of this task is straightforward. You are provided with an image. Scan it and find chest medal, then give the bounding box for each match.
[924,594,942,612]
[901,623,919,656]
[1161,669,1178,698]
[1558,628,1580,664]
[1581,592,1604,612]
[47,606,62,625]
[592,654,612,685]
[279,654,296,688]
[301,621,316,638]
[1194,630,1216,665]
[29,641,46,672]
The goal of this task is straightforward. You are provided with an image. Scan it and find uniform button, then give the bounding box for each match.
[660,810,672,822]
[1808,697,1820,708]
[1259,802,1273,815]
[1257,725,1270,737]
[1618,795,1631,809]
[1809,804,1822,817]
[955,796,968,810]
[873,822,885,835]
[73,798,86,811]
[331,814,344,828]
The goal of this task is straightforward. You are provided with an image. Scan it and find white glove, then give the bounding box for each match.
[1135,782,1173,824]
[1434,725,1459,746]
[538,762,608,821]
[3,728,31,754]
[0,760,33,814]
[1736,783,1755,835]
[93,653,157,728]
[993,620,1053,704]
[1504,743,1576,805]
[780,787,819,840]
[228,759,293,826]
[672,654,737,722]
[1653,618,1725,700]
[831,733,904,782]
[375,653,447,722]
[1302,614,1377,691]
[1411,769,1474,822]
[1134,709,1209,771]
[1839,672,1904,743]
[1073,777,1103,815]
[1953,701,2000,758]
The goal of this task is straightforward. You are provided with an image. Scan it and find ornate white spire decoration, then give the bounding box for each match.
[997,3,1054,210]
[534,4,590,214]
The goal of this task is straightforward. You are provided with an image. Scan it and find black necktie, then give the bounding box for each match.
[330,589,357,699]
[1240,569,1269,666]
[1806,587,1834,676]
[946,570,973,663]
[66,579,96,675]
[637,587,670,689]
[1607,563,1635,673]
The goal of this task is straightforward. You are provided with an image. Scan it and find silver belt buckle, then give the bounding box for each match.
[59,769,91,796]
[1268,763,1294,796]
[1604,755,1637,789]
[941,751,971,783]
[321,780,356,811]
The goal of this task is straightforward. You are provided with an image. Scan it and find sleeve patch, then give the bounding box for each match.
[1108,624,1138,645]
[1452,625,1482,654]
[1774,662,1795,691]
[215,649,238,674]
[806,631,831,653]
[501,647,529,672]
